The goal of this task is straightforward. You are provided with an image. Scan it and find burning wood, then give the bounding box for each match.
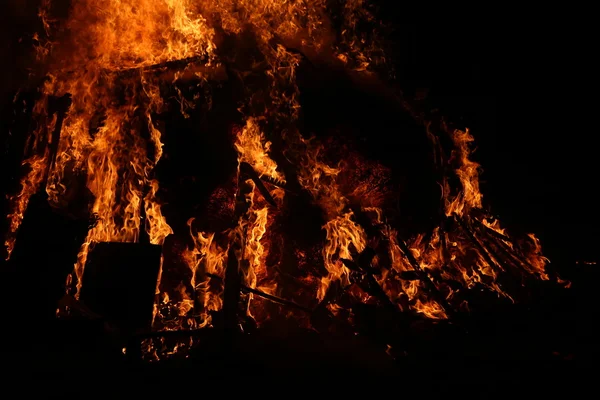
[395,237,454,317]
[471,218,547,280]
[455,215,506,275]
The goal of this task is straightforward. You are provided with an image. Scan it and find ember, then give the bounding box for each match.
[1,0,580,377]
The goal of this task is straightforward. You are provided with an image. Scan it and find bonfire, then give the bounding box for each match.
[2,0,567,361]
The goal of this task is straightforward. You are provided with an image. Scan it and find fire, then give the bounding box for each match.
[179,219,226,329]
[445,128,482,216]
[3,0,563,360]
[234,118,285,184]
[4,155,48,258]
[61,0,215,71]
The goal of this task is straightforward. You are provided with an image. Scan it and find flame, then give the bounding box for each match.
[4,155,48,258]
[320,212,366,299]
[234,118,285,183]
[445,128,482,216]
[233,119,283,319]
[60,0,215,71]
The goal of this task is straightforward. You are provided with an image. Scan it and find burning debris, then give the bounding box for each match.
[2,0,566,361]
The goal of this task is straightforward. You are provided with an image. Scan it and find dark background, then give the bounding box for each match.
[1,2,597,266]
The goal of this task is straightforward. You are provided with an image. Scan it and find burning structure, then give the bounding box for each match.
[1,0,572,370]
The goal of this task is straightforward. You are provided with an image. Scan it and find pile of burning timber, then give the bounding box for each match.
[2,50,562,362]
